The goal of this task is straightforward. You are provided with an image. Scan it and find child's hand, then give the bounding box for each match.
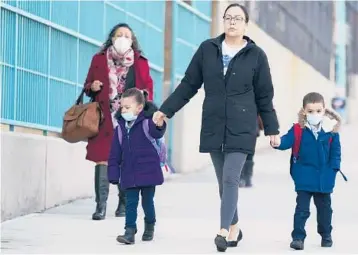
[270,135,281,147]
[155,118,164,127]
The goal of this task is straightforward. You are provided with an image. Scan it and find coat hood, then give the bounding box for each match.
[298,108,341,133]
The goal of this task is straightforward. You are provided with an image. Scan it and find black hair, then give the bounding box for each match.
[100,23,141,53]
[121,88,148,106]
[115,88,158,119]
[223,3,249,23]
[303,92,325,108]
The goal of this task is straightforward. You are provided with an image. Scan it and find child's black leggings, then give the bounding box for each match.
[125,186,156,230]
[292,191,332,240]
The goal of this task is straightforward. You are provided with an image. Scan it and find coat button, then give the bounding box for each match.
[233,72,236,75]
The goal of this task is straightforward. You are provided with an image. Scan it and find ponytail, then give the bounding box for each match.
[142,89,149,102]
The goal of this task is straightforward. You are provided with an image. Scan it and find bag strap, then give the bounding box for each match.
[75,87,96,105]
[142,119,160,154]
[292,123,303,160]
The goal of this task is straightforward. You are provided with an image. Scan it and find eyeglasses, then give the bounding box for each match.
[223,15,245,24]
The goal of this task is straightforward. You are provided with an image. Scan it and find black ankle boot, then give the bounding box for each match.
[244,160,254,187]
[239,160,250,188]
[116,228,137,245]
[92,165,109,221]
[321,237,333,247]
[142,223,155,241]
[290,239,304,250]
[115,184,126,217]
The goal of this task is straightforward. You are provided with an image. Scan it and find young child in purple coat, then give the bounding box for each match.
[108,88,166,245]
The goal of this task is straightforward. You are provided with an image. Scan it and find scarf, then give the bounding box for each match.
[106,46,134,127]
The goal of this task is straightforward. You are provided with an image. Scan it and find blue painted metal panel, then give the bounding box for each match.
[176,43,195,75]
[104,4,127,35]
[108,0,126,9]
[150,69,163,105]
[145,1,165,28]
[1,9,16,65]
[173,3,211,77]
[79,1,105,42]
[51,1,79,31]
[78,40,99,85]
[50,29,77,82]
[143,28,163,67]
[125,1,146,18]
[3,1,17,7]
[17,0,50,20]
[193,1,212,17]
[48,79,77,127]
[15,70,48,125]
[195,18,210,45]
[177,5,195,43]
[1,65,15,120]
[17,16,49,73]
[127,15,146,50]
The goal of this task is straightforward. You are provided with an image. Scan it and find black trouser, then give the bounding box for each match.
[292,191,332,240]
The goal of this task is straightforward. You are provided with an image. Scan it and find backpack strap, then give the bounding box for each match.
[292,123,303,162]
[142,119,160,154]
[117,126,123,145]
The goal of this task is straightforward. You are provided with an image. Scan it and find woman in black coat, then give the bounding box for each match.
[153,4,280,251]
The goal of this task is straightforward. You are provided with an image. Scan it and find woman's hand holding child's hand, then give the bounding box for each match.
[155,118,164,127]
[153,111,166,127]
[270,135,281,147]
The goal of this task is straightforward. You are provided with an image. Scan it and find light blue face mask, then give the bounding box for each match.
[121,112,137,122]
[307,113,323,126]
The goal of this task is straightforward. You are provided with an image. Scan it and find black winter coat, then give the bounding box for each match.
[160,34,279,154]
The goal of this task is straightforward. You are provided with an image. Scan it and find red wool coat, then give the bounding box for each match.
[84,51,153,163]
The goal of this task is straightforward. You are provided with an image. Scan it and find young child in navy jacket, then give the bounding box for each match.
[272,92,343,250]
[108,88,166,245]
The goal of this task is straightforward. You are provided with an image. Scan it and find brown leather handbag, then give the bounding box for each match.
[61,88,104,143]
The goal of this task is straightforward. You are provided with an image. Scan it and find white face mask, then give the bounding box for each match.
[113,36,132,55]
[307,113,323,126]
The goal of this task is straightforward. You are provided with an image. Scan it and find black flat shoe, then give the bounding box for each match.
[227,229,243,247]
[215,235,228,252]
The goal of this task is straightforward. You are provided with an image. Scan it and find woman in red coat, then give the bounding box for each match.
[84,23,154,220]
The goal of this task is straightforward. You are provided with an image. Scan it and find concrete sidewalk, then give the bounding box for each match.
[1,125,357,254]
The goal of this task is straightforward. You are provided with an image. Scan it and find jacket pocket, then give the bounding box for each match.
[226,105,256,135]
